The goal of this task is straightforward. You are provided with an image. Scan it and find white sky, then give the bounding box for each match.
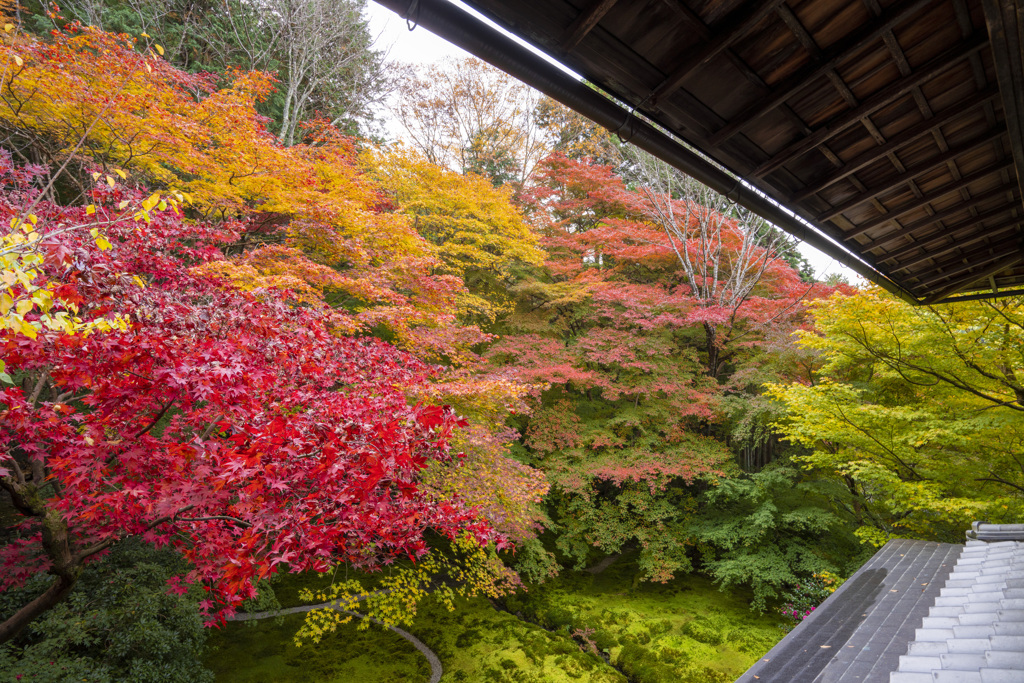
[364,1,860,283]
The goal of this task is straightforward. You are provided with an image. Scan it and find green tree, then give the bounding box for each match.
[0,540,213,682]
[686,464,864,611]
[767,289,1024,545]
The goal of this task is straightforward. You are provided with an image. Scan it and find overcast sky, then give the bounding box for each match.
[364,1,860,283]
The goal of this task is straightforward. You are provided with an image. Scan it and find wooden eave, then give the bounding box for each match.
[458,0,1024,303]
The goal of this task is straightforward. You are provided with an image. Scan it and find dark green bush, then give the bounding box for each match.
[0,539,212,683]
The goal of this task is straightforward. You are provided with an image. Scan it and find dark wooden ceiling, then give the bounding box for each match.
[459,0,1024,303]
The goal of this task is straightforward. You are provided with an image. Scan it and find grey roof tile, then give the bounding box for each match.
[736,539,959,683]
[927,618,966,628]
[738,537,1024,683]
[939,653,987,671]
[911,642,951,655]
[978,670,1024,683]
[953,626,996,638]
[899,655,943,672]
[939,597,975,606]
[964,603,1003,613]
[986,653,1024,668]
[961,614,1001,625]
[919,629,958,641]
[946,639,994,654]
[989,635,1024,650]
[931,671,983,682]
[890,673,933,683]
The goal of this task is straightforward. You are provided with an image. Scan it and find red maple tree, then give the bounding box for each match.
[0,163,500,643]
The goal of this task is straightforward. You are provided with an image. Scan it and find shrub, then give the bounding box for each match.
[0,539,213,682]
[777,571,845,631]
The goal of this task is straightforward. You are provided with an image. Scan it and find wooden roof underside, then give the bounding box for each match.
[462,0,1024,303]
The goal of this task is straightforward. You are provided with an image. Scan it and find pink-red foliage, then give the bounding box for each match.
[0,166,500,624]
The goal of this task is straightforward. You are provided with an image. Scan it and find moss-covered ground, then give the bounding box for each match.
[207,553,784,682]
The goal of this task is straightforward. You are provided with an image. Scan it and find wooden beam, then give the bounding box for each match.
[922,252,1024,303]
[707,0,936,149]
[817,128,1007,223]
[982,0,1024,203]
[657,0,711,41]
[918,238,1023,289]
[890,215,1022,270]
[881,203,1020,263]
[832,159,1014,239]
[941,285,1024,302]
[655,0,820,140]
[560,0,620,51]
[861,183,1019,252]
[649,0,787,104]
[752,33,989,179]
[793,88,999,201]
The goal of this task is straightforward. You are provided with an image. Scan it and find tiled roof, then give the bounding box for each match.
[736,538,961,682]
[736,524,1024,683]
[889,537,1024,683]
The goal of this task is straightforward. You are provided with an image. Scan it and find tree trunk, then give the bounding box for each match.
[0,481,82,645]
[704,322,719,379]
[0,573,77,644]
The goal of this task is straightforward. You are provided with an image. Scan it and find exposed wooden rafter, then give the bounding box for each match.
[861,183,1018,251]
[921,251,1024,303]
[880,202,1020,262]
[649,0,786,104]
[890,215,1022,271]
[981,0,1024,202]
[833,159,1014,238]
[657,0,711,40]
[793,88,999,201]
[753,33,989,178]
[921,233,1023,280]
[431,0,1024,302]
[707,0,935,148]
[560,0,619,50]
[817,128,1006,223]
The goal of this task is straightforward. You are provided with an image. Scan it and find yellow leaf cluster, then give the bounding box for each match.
[374,148,544,323]
[293,534,519,646]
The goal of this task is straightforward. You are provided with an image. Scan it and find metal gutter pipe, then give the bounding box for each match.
[374,0,919,304]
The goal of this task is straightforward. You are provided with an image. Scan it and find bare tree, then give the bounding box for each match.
[220,0,390,144]
[621,146,796,377]
[393,57,548,187]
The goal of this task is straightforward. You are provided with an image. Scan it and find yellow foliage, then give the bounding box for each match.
[373,147,544,322]
[293,534,519,644]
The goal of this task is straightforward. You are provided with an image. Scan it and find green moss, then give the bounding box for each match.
[207,554,783,682]
[681,617,723,645]
[499,553,784,682]
[206,613,430,683]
